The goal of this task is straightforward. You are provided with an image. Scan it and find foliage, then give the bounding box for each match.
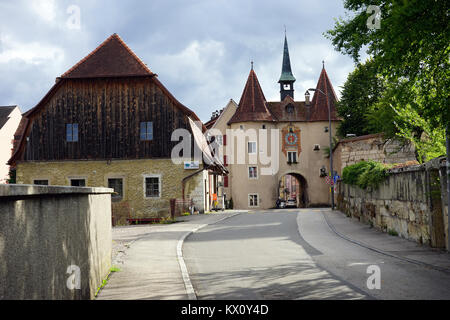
[388,229,399,237]
[326,0,449,155]
[365,79,446,162]
[336,59,385,138]
[322,136,339,158]
[181,212,191,216]
[7,169,16,184]
[342,160,391,189]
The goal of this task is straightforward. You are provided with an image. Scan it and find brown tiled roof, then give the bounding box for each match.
[228,69,274,124]
[61,33,154,78]
[309,67,339,122]
[267,96,309,122]
[204,117,218,129]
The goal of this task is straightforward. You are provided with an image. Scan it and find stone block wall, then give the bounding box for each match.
[0,184,113,299]
[337,161,448,250]
[15,159,204,219]
[333,133,417,175]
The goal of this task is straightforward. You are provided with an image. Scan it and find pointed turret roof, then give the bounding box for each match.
[228,68,274,124]
[278,35,296,83]
[309,65,339,121]
[61,33,154,79]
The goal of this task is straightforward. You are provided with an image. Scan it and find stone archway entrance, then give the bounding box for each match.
[279,173,308,208]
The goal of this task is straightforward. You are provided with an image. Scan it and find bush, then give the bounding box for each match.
[342,160,391,190]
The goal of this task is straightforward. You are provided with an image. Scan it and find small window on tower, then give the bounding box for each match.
[286,104,294,114]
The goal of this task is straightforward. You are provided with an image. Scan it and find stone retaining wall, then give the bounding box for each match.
[337,160,448,250]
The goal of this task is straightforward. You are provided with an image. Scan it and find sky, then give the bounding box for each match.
[0,0,358,123]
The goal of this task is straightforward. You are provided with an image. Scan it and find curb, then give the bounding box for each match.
[321,210,450,274]
[176,212,242,300]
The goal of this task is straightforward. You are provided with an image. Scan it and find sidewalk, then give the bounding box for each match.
[96,211,242,300]
[322,209,450,272]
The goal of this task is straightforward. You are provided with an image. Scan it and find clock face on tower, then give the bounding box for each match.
[285,132,298,145]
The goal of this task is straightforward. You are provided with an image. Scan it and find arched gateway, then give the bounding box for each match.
[279,173,308,208]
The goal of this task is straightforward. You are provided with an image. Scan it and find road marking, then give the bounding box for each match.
[320,209,450,274]
[176,213,242,300]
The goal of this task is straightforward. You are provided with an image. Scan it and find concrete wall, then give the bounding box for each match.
[0,184,113,299]
[337,161,448,250]
[333,134,417,175]
[16,158,203,219]
[0,107,21,183]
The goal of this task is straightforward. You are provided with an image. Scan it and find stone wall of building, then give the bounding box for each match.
[16,159,203,219]
[0,184,112,299]
[337,160,448,250]
[333,133,417,175]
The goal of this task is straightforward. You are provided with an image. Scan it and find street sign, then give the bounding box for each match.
[325,176,334,186]
[184,161,200,170]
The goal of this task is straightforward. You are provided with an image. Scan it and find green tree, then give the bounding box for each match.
[326,0,449,130]
[336,59,385,138]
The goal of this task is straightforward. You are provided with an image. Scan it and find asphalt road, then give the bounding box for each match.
[183,209,450,300]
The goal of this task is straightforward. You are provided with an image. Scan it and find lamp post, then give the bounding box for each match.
[308,87,335,210]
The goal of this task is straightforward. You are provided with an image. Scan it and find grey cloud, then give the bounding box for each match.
[0,0,355,122]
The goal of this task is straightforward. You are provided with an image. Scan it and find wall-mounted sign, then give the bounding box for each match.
[184,161,200,170]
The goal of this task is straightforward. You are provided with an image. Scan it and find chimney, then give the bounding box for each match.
[305,90,311,105]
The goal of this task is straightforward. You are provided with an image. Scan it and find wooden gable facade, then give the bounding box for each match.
[9,34,200,165]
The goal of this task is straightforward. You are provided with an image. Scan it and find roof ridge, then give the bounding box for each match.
[112,33,153,75]
[60,33,153,78]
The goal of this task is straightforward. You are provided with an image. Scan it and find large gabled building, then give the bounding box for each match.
[208,34,341,209]
[8,34,219,222]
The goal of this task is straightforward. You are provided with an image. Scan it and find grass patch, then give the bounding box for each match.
[388,229,399,237]
[94,266,121,298]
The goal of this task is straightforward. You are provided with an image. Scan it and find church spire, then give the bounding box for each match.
[278,32,296,100]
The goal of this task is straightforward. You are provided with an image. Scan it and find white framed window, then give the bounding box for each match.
[248,141,257,154]
[248,194,259,207]
[287,151,297,163]
[248,166,258,179]
[143,174,161,198]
